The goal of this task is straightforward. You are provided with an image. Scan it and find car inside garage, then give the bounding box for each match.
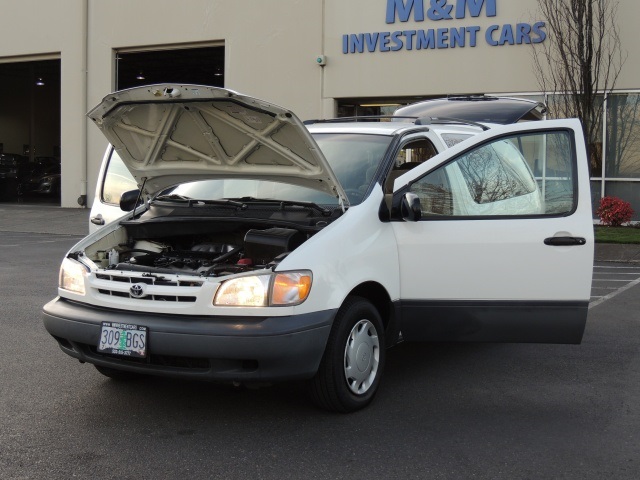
[0,46,224,207]
[0,59,61,204]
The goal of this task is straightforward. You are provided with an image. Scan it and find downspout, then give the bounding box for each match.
[320,0,325,116]
[78,0,89,207]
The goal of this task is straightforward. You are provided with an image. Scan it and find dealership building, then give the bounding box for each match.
[0,0,639,219]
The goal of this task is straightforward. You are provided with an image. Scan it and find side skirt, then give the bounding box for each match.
[397,300,589,344]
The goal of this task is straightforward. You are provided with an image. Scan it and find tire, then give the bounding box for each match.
[94,364,140,381]
[308,296,385,413]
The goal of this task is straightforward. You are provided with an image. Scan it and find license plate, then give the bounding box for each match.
[97,322,147,358]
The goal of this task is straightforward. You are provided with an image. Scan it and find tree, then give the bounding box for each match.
[532,0,627,175]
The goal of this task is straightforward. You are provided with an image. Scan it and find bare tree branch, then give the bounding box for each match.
[532,0,627,175]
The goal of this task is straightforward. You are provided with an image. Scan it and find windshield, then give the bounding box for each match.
[162,133,392,205]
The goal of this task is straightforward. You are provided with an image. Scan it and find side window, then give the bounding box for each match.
[101,150,137,205]
[410,131,575,217]
[394,139,438,169]
[385,139,438,193]
[457,140,537,204]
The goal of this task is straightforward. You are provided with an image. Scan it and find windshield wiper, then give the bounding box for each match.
[231,197,332,216]
[153,194,245,208]
[195,198,246,208]
[154,193,192,202]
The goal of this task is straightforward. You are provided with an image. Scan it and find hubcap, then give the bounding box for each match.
[343,319,380,395]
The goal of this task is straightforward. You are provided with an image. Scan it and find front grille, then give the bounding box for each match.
[96,289,197,302]
[95,273,202,287]
[93,272,202,302]
[86,344,211,370]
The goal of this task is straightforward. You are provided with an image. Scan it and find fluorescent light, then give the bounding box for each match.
[359,103,401,107]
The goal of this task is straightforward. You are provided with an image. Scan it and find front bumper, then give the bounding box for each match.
[43,297,335,383]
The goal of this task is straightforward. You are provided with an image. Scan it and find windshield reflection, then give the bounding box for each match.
[164,133,392,205]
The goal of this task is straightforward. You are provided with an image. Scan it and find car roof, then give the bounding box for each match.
[393,96,547,124]
[306,121,485,136]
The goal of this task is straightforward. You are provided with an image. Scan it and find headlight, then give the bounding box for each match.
[214,274,270,306]
[213,271,312,307]
[59,257,88,295]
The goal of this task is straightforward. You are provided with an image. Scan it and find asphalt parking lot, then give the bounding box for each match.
[1,207,639,479]
[591,263,640,308]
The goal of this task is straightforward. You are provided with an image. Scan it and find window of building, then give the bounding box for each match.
[605,93,640,179]
[116,45,224,90]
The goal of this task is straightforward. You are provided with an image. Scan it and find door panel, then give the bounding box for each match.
[390,120,593,344]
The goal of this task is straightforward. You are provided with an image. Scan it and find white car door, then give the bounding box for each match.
[389,119,593,344]
[89,147,138,233]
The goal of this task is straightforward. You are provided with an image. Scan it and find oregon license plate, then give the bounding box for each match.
[97,322,147,358]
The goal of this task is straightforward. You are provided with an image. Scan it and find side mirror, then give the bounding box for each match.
[401,192,422,222]
[119,189,142,212]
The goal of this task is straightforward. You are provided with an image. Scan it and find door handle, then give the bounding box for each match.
[544,236,586,246]
[90,214,105,226]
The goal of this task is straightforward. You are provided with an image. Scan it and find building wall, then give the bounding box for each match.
[324,0,640,97]
[0,0,638,207]
[85,0,324,208]
[0,0,85,207]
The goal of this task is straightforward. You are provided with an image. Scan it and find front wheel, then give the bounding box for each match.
[308,297,385,413]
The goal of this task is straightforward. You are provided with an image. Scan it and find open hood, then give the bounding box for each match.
[88,84,349,205]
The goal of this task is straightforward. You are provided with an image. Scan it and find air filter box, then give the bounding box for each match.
[243,228,306,265]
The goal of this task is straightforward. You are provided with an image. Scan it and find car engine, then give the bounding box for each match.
[91,226,308,277]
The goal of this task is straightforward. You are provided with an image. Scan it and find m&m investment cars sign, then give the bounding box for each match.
[342,0,546,54]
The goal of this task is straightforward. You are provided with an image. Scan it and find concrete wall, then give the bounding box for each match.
[0,0,84,207]
[85,0,324,208]
[324,0,640,97]
[0,0,638,207]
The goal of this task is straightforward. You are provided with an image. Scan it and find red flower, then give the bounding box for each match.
[596,196,634,226]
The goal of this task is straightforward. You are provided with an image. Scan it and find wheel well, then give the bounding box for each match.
[347,282,393,331]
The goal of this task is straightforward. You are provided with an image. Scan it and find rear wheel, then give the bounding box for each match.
[309,297,385,413]
[94,365,140,381]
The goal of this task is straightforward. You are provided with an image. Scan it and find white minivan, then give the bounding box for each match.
[43,85,593,412]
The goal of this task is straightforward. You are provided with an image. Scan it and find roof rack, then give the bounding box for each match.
[416,116,491,131]
[446,94,497,101]
[304,115,490,131]
[303,115,417,125]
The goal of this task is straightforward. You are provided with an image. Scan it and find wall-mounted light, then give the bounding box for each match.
[35,77,45,86]
[136,71,145,80]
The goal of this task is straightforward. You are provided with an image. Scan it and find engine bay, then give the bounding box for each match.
[95,226,307,277]
[80,201,343,277]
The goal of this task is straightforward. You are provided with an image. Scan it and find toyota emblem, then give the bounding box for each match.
[129,283,146,298]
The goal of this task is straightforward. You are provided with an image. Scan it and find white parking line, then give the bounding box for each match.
[593,272,640,275]
[590,264,640,308]
[594,265,640,269]
[590,278,640,309]
[592,279,637,282]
